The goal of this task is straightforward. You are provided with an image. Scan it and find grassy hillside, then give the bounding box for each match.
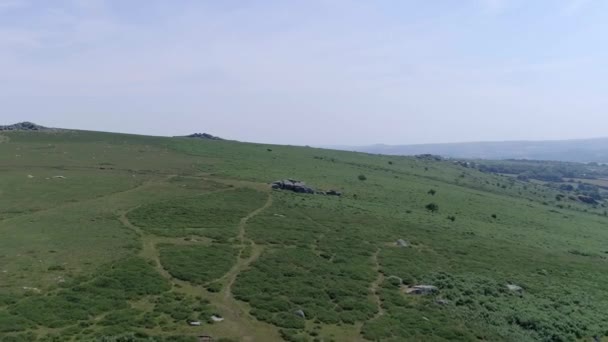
[1,130,607,341]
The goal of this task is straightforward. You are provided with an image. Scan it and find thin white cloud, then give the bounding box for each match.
[0,0,26,11]
[0,28,43,49]
[562,0,593,15]
[477,0,510,14]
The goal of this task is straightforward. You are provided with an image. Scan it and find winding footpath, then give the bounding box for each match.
[221,193,273,300]
[369,249,386,320]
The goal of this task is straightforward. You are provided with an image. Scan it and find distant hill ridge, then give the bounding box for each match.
[333,137,608,163]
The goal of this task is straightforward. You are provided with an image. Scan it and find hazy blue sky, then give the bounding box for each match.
[1,0,607,145]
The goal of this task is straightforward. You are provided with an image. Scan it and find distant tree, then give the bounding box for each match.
[425,203,439,213]
[491,214,497,219]
[428,189,436,196]
[388,161,393,165]
[447,215,456,222]
[358,174,367,181]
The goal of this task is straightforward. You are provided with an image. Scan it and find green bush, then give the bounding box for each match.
[11,257,168,328]
[159,244,237,285]
[425,203,439,213]
[0,312,34,333]
[128,189,267,239]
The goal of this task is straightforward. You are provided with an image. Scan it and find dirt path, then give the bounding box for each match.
[210,193,274,342]
[121,189,279,341]
[221,193,273,300]
[118,208,213,285]
[369,249,385,320]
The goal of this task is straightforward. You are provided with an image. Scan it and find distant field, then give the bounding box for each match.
[1,130,608,341]
[572,177,608,189]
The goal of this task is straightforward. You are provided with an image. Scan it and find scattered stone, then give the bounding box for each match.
[506,284,523,292]
[537,269,549,276]
[273,214,285,218]
[210,315,224,322]
[22,286,41,293]
[53,176,66,179]
[405,285,438,295]
[435,298,450,305]
[27,175,34,178]
[294,309,306,319]
[452,160,476,168]
[185,133,223,140]
[187,320,202,326]
[326,190,342,196]
[396,239,409,248]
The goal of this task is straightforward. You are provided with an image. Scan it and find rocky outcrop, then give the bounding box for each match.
[271,179,314,194]
[0,122,48,131]
[326,190,342,197]
[271,180,343,196]
[185,133,223,140]
[415,154,443,161]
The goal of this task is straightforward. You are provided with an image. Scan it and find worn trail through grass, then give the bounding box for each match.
[222,193,273,300]
[119,179,280,341]
[369,249,385,321]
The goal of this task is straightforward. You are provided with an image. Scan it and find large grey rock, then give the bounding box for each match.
[210,315,224,322]
[294,309,306,318]
[405,285,438,295]
[506,284,523,292]
[396,239,409,247]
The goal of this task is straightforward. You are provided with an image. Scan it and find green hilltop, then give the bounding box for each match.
[1,128,607,341]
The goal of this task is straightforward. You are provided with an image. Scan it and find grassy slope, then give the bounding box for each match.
[0,130,607,341]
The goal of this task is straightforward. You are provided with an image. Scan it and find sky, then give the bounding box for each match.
[1,0,607,145]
